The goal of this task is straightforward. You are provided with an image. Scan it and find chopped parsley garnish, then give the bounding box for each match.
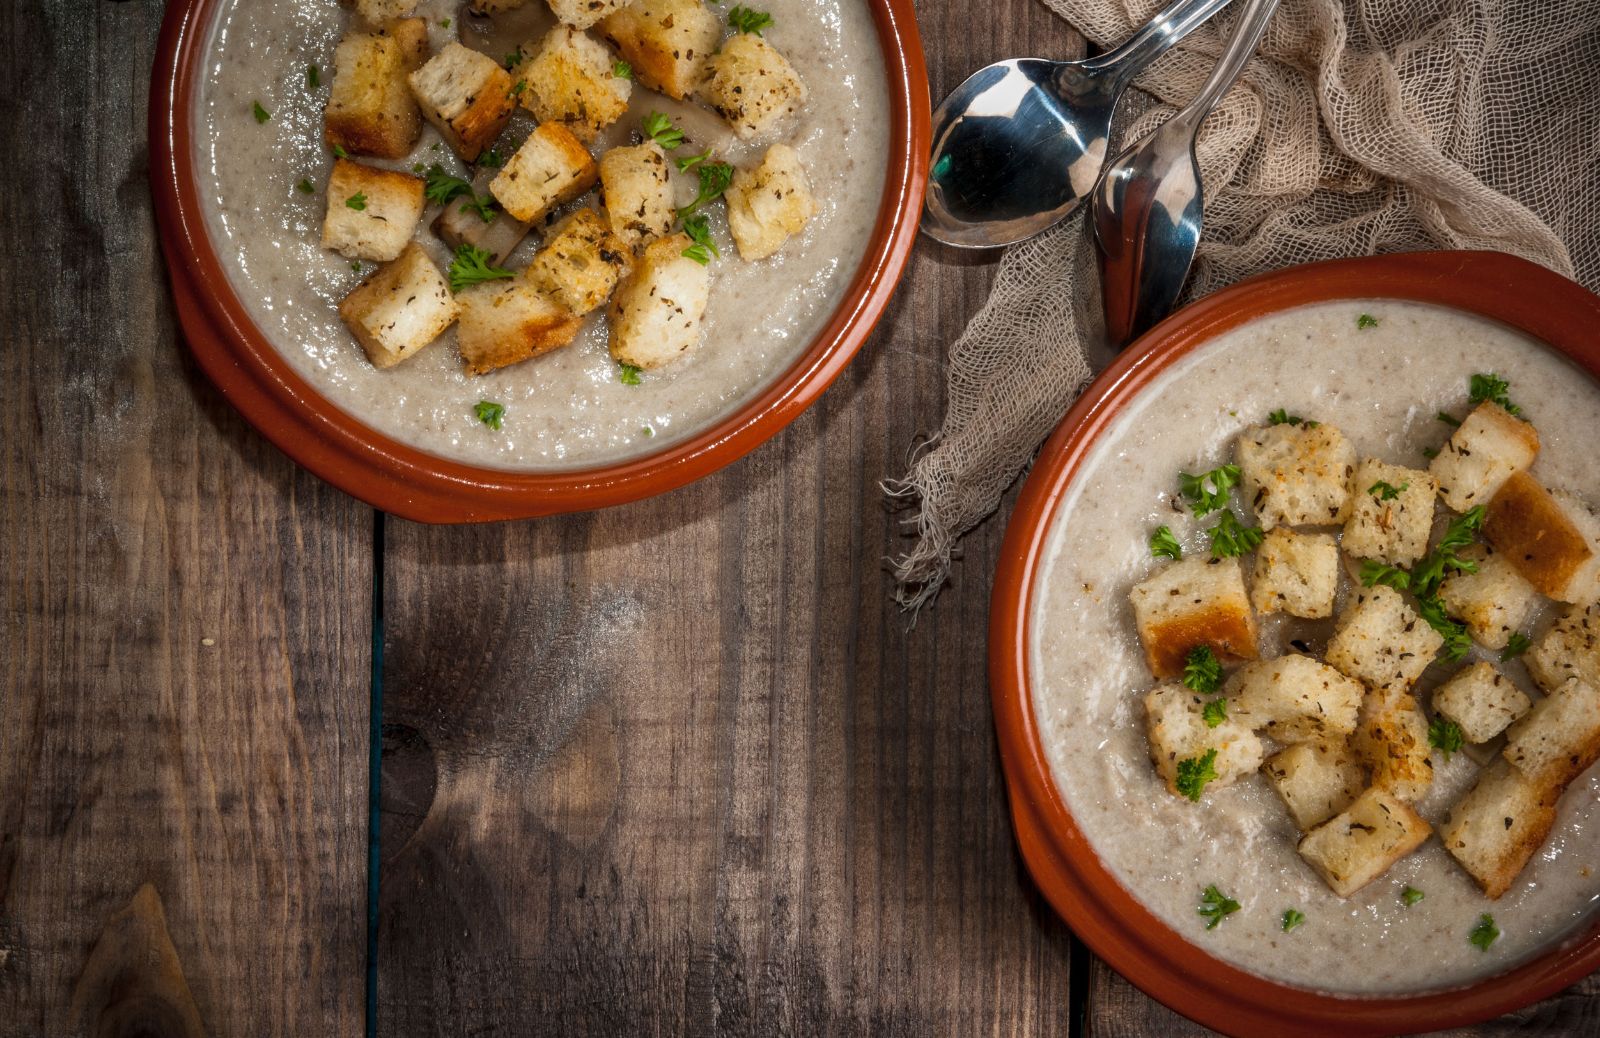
[473,400,505,430]
[675,146,714,173]
[350,260,362,274]
[1281,908,1306,933]
[1501,632,1533,661]
[306,64,320,90]
[1149,525,1182,561]
[345,192,367,211]
[252,100,271,124]
[1175,749,1219,802]
[504,49,522,70]
[1411,506,1487,598]
[441,16,451,28]
[642,111,685,150]
[1469,913,1499,951]
[424,164,475,206]
[1402,886,1425,907]
[1178,464,1240,518]
[1267,408,1316,428]
[1201,697,1228,729]
[1416,593,1473,661]
[1469,372,1522,417]
[1357,313,1379,329]
[1428,717,1464,760]
[478,147,505,168]
[1197,884,1240,929]
[511,79,527,98]
[1437,411,1461,427]
[613,59,633,79]
[1208,511,1264,559]
[618,363,643,385]
[332,144,349,159]
[677,160,735,218]
[446,244,515,292]
[1423,446,1440,459]
[727,5,775,34]
[1360,560,1411,591]
[641,425,655,437]
[296,178,315,194]
[460,192,497,222]
[1183,646,1224,695]
[680,213,718,265]
[1368,480,1408,500]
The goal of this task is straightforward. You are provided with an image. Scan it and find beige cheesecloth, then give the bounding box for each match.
[888,0,1600,609]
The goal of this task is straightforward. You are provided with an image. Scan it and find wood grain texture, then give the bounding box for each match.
[0,2,369,1036]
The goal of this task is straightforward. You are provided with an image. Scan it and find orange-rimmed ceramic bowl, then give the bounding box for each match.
[989,251,1600,1037]
[150,0,928,522]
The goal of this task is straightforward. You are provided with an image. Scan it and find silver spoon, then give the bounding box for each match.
[1092,0,1280,346]
[922,0,1236,249]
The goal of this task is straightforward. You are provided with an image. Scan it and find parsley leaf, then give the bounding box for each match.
[728,5,775,34]
[1368,480,1409,500]
[446,244,515,292]
[1197,884,1240,929]
[1469,913,1499,951]
[1208,511,1264,559]
[1357,313,1379,329]
[618,363,643,385]
[1437,411,1461,427]
[478,147,505,168]
[613,59,633,79]
[441,16,451,28]
[424,164,474,206]
[1411,506,1487,598]
[252,100,271,124]
[1360,560,1411,591]
[643,111,685,150]
[350,260,363,274]
[460,193,497,222]
[512,80,526,98]
[1201,698,1228,729]
[345,192,367,211]
[1428,717,1464,760]
[474,400,505,430]
[1175,749,1219,802]
[1416,593,1473,661]
[681,213,719,265]
[1501,632,1533,661]
[296,178,315,194]
[306,64,320,90]
[1183,646,1224,695]
[1469,372,1522,417]
[1150,525,1182,561]
[1423,446,1439,459]
[1267,408,1316,428]
[1281,908,1306,933]
[504,49,523,71]
[675,146,714,173]
[1402,886,1425,907]
[678,161,735,218]
[332,144,349,159]
[1178,464,1241,518]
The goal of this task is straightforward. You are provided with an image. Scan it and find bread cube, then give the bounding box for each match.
[1527,602,1600,694]
[1263,740,1365,831]
[1353,691,1434,801]
[1437,544,1540,652]
[1127,556,1259,681]
[544,0,630,29]
[1143,684,1264,800]
[1326,586,1443,692]
[1432,662,1532,744]
[597,0,720,99]
[320,158,425,262]
[1441,760,1559,899]
[489,122,599,223]
[337,242,458,369]
[353,0,419,22]
[1249,527,1338,619]
[1430,401,1539,513]
[1502,677,1600,788]
[526,208,633,315]
[408,42,517,162]
[608,233,712,370]
[456,280,584,375]
[517,25,632,141]
[1236,422,1356,530]
[469,0,531,13]
[699,33,808,139]
[1483,473,1600,603]
[325,20,429,159]
[1297,788,1431,897]
[1225,654,1364,743]
[1342,459,1438,566]
[597,142,674,247]
[724,144,819,262]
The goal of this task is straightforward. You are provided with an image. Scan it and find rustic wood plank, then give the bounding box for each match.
[0,3,370,1035]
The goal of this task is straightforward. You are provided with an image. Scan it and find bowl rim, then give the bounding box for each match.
[149,0,929,522]
[988,250,1600,1038]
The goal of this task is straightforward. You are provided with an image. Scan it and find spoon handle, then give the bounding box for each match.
[1081,0,1237,83]
[1168,0,1280,134]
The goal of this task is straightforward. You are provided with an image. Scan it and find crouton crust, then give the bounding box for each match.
[1502,677,1600,788]
[456,280,584,375]
[598,142,674,247]
[1262,740,1365,831]
[1128,556,1259,680]
[1484,471,1596,602]
[545,0,631,29]
[320,158,426,262]
[698,33,809,139]
[407,43,518,162]
[1440,760,1558,899]
[597,0,721,100]
[1430,401,1539,513]
[1353,691,1434,802]
[1297,788,1431,898]
[337,242,459,369]
[1143,684,1264,799]
[1527,601,1600,694]
[1437,543,1539,651]
[489,121,599,223]
[724,144,819,261]
[1236,421,1357,530]
[1431,662,1531,745]
[1226,654,1364,743]
[526,208,634,315]
[1342,459,1438,566]
[607,233,712,369]
[518,25,632,141]
[1325,586,1442,692]
[325,20,429,158]
[1250,527,1338,619]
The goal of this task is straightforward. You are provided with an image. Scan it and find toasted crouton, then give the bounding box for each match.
[724,144,818,262]
[1250,527,1338,619]
[1236,422,1356,530]
[1263,740,1366,831]
[1502,677,1600,788]
[354,0,419,22]
[1437,543,1540,652]
[1297,788,1431,897]
[1342,459,1438,566]
[1226,654,1364,743]
[1128,556,1259,681]
[698,33,808,139]
[320,159,425,262]
[517,25,632,141]
[1484,473,1600,603]
[1325,586,1443,692]
[597,0,720,100]
[1432,663,1532,744]
[337,242,458,369]
[456,281,584,375]
[325,20,429,158]
[544,0,631,29]
[608,233,712,369]
[1143,684,1264,800]
[1527,601,1600,694]
[1430,401,1539,513]
[1353,691,1434,802]
[489,122,598,223]
[407,43,517,162]
[597,142,674,247]
[1441,760,1559,899]
[526,208,633,315]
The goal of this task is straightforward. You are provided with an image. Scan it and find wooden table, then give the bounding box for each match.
[4,1,1597,1035]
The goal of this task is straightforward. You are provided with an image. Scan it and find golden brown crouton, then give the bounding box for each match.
[1437,543,1540,652]
[517,25,632,141]
[1502,677,1600,788]
[1526,601,1600,694]
[597,0,721,100]
[699,32,809,139]
[320,158,426,263]
[1484,472,1599,603]
[1432,662,1531,744]
[1249,527,1338,619]
[1430,401,1539,513]
[1236,421,1357,529]
[1342,459,1438,566]
[1325,586,1442,692]
[545,0,631,29]
[1144,684,1264,800]
[526,209,634,315]
[455,280,584,375]
[325,19,429,158]
[408,43,518,162]
[1353,691,1434,802]
[1127,556,1259,681]
[1263,740,1365,831]
[1225,654,1364,743]
[607,233,712,369]
[489,122,599,223]
[1297,788,1431,898]
[353,0,419,22]
[598,142,674,247]
[1440,760,1557,899]
[724,144,818,261]
[337,242,459,369]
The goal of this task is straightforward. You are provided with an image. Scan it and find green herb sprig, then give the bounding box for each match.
[1175,749,1219,802]
[1197,884,1240,929]
[447,244,515,292]
[1150,525,1182,561]
[1179,464,1241,518]
[728,5,775,34]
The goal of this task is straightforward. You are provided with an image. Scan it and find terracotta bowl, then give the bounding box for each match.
[989,251,1600,1037]
[149,1,929,522]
